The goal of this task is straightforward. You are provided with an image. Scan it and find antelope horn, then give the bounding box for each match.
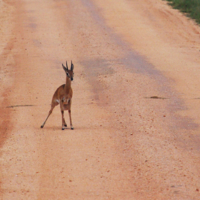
[66,61,68,70]
[62,63,67,71]
[71,60,74,71]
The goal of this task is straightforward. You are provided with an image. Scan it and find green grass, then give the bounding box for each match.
[166,0,200,24]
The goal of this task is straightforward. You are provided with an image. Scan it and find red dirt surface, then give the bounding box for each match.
[1,0,200,199]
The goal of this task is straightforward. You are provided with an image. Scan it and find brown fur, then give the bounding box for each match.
[41,61,74,130]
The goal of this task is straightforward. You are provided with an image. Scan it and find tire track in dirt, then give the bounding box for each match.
[62,0,200,199]
[57,0,200,199]
[0,1,17,197]
[0,1,16,199]
[0,0,16,149]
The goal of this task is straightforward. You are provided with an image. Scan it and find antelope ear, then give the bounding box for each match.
[66,61,68,70]
[71,60,74,71]
[62,64,67,71]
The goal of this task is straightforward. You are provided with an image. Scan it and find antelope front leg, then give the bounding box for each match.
[60,103,67,130]
[68,110,74,130]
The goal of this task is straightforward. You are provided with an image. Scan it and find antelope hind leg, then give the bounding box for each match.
[41,102,57,128]
[41,109,52,128]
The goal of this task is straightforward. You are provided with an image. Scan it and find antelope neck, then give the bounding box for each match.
[64,76,71,92]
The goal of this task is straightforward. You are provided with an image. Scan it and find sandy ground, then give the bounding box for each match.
[1,0,200,199]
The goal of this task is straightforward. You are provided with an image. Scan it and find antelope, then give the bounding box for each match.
[41,61,74,130]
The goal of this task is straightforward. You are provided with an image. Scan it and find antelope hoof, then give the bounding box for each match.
[41,125,44,128]
[71,127,74,130]
[62,126,67,130]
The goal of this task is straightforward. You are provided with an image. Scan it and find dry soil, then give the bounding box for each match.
[1,0,200,199]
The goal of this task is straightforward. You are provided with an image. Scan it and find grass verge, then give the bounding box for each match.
[166,0,200,24]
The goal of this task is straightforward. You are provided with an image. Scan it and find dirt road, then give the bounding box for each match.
[1,0,200,199]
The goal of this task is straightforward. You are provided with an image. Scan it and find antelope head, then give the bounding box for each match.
[62,61,74,81]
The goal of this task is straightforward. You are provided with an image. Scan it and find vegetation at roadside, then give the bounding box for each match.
[166,0,200,24]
